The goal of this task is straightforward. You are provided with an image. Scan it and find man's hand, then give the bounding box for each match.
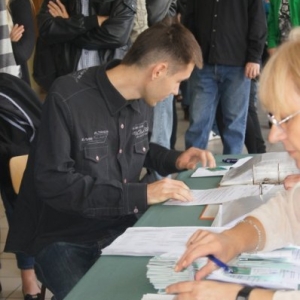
[284,174,300,190]
[176,147,216,170]
[268,47,277,56]
[147,178,192,205]
[10,24,24,42]
[166,280,243,300]
[245,62,260,79]
[97,16,109,26]
[48,0,69,18]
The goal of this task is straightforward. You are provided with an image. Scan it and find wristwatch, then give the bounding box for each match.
[236,286,254,300]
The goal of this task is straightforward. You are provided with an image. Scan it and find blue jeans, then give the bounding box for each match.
[150,95,173,179]
[34,232,124,300]
[185,64,251,154]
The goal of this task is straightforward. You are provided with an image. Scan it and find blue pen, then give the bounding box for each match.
[207,254,233,273]
[222,158,238,164]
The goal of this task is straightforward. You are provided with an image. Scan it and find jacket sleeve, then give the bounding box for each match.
[33,91,148,218]
[71,0,136,50]
[267,0,278,49]
[146,0,177,26]
[143,143,182,176]
[37,0,99,45]
[246,0,267,63]
[10,0,35,64]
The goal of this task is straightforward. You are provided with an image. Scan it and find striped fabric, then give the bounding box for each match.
[0,0,20,76]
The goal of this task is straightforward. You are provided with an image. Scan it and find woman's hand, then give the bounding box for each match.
[175,229,240,280]
[10,24,24,42]
[166,280,243,300]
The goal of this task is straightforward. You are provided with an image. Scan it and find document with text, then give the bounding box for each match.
[164,184,274,206]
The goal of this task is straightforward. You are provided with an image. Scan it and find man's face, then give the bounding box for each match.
[143,62,194,107]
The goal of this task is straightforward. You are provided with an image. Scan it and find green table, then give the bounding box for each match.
[65,155,239,300]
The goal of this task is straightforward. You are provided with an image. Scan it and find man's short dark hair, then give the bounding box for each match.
[122,18,203,72]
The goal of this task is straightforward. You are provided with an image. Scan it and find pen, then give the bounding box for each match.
[207,254,233,273]
[222,158,238,164]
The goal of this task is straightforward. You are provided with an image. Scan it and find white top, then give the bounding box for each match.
[250,183,300,299]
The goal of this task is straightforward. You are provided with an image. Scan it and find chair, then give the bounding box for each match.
[9,155,47,300]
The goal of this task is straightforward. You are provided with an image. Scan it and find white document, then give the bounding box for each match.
[191,166,231,178]
[164,185,274,206]
[101,226,226,256]
[191,157,252,178]
[141,295,175,300]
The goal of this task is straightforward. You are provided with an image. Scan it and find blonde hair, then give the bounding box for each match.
[259,27,300,116]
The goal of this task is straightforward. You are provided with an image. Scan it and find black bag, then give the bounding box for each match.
[32,37,57,92]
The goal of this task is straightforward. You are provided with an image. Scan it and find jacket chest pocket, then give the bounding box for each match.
[83,144,109,180]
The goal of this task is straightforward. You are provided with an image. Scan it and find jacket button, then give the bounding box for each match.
[142,147,146,152]
[119,149,123,154]
[124,179,127,183]
[134,207,139,213]
[120,124,124,129]
[96,156,99,161]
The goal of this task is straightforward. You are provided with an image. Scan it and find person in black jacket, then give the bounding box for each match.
[5,20,215,300]
[35,0,136,90]
[6,0,35,85]
[0,73,42,299]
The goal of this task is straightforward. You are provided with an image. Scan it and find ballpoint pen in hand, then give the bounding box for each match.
[207,254,233,273]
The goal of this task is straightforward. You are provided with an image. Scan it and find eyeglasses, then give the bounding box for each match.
[268,110,300,127]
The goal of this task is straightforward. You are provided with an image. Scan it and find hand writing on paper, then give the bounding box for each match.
[174,229,238,280]
[147,178,192,205]
[176,147,216,170]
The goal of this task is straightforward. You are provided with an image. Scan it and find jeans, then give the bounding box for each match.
[0,187,35,269]
[35,231,124,300]
[244,78,266,153]
[185,64,251,154]
[150,95,173,179]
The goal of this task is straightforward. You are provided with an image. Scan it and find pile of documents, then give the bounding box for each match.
[146,247,300,293]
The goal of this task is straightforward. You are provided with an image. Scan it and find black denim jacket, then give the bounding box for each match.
[5,61,182,255]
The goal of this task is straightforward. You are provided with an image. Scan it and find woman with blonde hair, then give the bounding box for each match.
[167,27,300,300]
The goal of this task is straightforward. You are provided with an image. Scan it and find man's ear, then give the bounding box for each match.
[151,62,168,80]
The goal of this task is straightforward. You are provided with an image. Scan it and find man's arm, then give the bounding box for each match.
[37,0,99,44]
[246,0,267,64]
[71,0,136,50]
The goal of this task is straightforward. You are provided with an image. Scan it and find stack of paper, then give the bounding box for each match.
[146,247,300,293]
[101,227,225,256]
[147,254,196,290]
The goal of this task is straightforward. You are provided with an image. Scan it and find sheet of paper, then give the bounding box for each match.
[141,295,175,300]
[164,184,274,206]
[191,166,231,178]
[101,226,226,256]
[199,205,219,220]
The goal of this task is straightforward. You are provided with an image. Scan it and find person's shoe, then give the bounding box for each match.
[24,293,41,300]
[209,131,220,141]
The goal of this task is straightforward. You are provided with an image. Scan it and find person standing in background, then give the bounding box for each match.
[184,0,267,154]
[0,1,40,299]
[35,0,136,90]
[131,0,177,180]
[4,0,35,85]
[268,0,300,56]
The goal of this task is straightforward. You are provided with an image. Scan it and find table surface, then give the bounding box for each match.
[65,155,240,300]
